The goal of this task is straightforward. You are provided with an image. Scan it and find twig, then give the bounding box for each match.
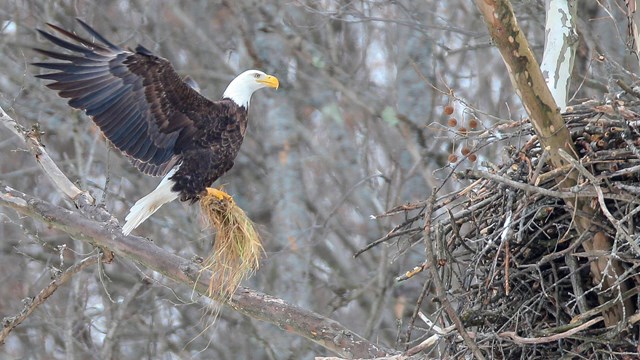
[498,316,603,344]
[0,253,102,344]
[536,230,590,266]
[100,281,147,359]
[531,146,549,185]
[404,274,431,351]
[461,169,640,203]
[395,261,430,282]
[616,79,640,100]
[404,311,477,356]
[566,252,588,314]
[422,191,486,360]
[355,228,417,257]
[315,356,404,360]
[439,193,501,228]
[558,149,640,255]
[490,190,514,286]
[504,234,511,295]
[323,314,461,359]
[405,326,456,356]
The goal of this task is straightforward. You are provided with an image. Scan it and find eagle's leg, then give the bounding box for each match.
[205,187,234,203]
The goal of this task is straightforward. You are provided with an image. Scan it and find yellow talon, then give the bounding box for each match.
[205,187,234,203]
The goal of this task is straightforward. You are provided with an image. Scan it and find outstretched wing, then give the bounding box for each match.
[33,19,215,176]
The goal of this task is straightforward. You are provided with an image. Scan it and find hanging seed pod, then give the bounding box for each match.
[444,105,454,115]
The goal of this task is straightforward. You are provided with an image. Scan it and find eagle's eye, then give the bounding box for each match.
[254,73,261,79]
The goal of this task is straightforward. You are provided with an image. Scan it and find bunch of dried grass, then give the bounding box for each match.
[199,192,263,301]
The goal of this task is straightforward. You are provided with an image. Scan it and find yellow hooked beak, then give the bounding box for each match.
[257,74,279,89]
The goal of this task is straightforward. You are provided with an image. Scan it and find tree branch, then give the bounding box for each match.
[499,316,604,344]
[0,253,102,344]
[0,185,392,358]
[0,106,94,206]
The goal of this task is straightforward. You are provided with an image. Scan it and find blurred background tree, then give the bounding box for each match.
[0,0,637,358]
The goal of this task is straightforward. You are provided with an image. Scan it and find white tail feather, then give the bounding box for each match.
[122,169,179,235]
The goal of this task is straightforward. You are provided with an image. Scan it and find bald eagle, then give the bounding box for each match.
[33,19,279,235]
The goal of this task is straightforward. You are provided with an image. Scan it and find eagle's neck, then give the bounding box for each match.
[222,82,253,108]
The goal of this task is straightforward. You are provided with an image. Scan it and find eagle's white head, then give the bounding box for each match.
[223,70,279,108]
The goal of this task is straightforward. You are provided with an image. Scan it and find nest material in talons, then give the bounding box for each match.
[199,190,263,300]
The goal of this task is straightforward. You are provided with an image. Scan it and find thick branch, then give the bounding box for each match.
[0,185,392,359]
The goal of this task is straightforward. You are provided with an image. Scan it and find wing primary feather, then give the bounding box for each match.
[149,148,177,168]
[154,151,175,168]
[36,29,96,55]
[47,73,114,92]
[54,74,113,92]
[132,156,179,177]
[133,132,155,161]
[37,69,109,82]
[124,122,151,156]
[32,62,109,72]
[75,18,121,51]
[45,22,110,53]
[105,109,143,142]
[33,48,106,63]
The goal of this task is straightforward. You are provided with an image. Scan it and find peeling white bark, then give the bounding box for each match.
[540,0,578,112]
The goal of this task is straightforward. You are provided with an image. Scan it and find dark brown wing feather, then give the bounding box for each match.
[33,19,221,176]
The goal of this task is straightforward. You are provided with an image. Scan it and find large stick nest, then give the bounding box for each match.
[371,98,640,358]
